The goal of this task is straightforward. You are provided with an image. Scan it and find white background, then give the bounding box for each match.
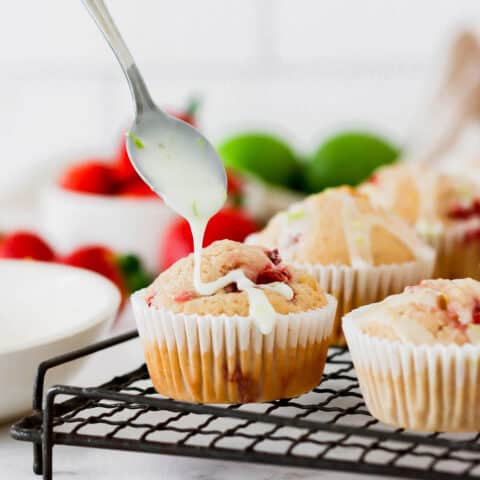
[1,0,480,196]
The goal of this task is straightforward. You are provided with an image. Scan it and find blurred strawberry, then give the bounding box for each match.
[0,231,55,261]
[61,246,152,305]
[167,96,201,127]
[61,246,125,294]
[117,178,157,198]
[114,137,138,183]
[226,168,244,206]
[159,207,258,270]
[59,161,118,195]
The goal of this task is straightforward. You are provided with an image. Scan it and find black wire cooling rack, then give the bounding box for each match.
[10,329,480,480]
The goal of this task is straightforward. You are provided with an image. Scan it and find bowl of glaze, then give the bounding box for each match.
[0,259,121,422]
[41,185,174,272]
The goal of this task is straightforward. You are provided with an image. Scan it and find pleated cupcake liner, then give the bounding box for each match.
[294,255,435,346]
[131,291,337,404]
[343,311,480,432]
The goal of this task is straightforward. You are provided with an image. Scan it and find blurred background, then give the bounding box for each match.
[1,0,480,290]
[1,0,479,196]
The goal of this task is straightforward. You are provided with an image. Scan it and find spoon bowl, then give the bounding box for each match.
[83,0,227,209]
[126,107,226,217]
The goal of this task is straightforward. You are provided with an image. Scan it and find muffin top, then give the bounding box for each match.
[246,186,432,267]
[144,240,327,316]
[359,163,480,235]
[354,278,480,346]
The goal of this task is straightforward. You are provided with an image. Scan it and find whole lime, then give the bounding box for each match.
[304,131,400,193]
[218,133,299,189]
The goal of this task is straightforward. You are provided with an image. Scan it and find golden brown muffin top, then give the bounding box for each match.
[359,163,480,234]
[144,240,327,316]
[353,278,480,346]
[246,186,432,267]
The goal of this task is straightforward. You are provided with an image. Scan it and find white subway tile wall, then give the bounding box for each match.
[1,0,479,193]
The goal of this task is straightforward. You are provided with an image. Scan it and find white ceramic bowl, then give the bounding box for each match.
[0,260,121,422]
[41,185,175,272]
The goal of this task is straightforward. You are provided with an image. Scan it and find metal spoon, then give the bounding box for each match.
[81,0,227,202]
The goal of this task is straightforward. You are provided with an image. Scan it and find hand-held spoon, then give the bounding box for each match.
[81,0,227,222]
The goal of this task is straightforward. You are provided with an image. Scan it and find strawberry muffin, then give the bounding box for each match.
[360,163,480,279]
[343,278,480,432]
[246,187,435,345]
[131,240,337,403]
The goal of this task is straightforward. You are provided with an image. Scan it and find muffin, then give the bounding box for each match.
[246,187,435,345]
[343,278,480,432]
[131,240,337,403]
[359,163,480,279]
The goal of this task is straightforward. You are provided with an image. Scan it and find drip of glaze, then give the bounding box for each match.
[339,191,434,268]
[408,166,445,235]
[189,219,293,334]
[131,133,293,334]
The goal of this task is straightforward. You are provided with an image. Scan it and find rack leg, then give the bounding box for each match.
[33,443,43,475]
[42,389,56,480]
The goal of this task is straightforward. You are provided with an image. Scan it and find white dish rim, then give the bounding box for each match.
[0,259,121,356]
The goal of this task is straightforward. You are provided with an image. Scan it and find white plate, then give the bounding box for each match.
[0,260,121,422]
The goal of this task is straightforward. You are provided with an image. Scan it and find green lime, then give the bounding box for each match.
[304,131,400,193]
[218,132,299,189]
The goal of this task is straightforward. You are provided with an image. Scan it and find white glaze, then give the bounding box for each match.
[352,279,480,345]
[189,219,293,334]
[337,190,433,268]
[131,135,293,334]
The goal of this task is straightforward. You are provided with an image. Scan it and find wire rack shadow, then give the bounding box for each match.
[10,329,480,480]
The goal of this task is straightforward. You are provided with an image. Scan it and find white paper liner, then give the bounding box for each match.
[131,291,337,403]
[294,256,435,345]
[343,313,480,432]
[418,218,480,279]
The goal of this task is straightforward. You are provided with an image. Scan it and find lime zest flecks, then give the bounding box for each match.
[127,131,145,149]
[354,234,366,245]
[195,137,206,148]
[287,210,304,221]
[351,219,364,229]
[192,200,200,218]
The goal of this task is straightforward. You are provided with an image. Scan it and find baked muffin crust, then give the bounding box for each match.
[247,186,428,266]
[145,240,327,316]
[355,278,480,345]
[360,163,479,229]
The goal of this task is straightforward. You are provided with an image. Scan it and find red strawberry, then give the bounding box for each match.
[167,96,200,127]
[159,207,258,270]
[61,246,125,295]
[226,168,244,206]
[59,161,118,195]
[0,231,55,261]
[118,178,157,198]
[114,137,139,183]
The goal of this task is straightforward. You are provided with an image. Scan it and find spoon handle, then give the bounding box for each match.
[82,0,155,115]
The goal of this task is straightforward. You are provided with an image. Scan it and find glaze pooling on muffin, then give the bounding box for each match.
[339,190,431,268]
[248,187,432,267]
[144,241,325,335]
[189,221,293,334]
[361,164,480,237]
[355,278,480,345]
